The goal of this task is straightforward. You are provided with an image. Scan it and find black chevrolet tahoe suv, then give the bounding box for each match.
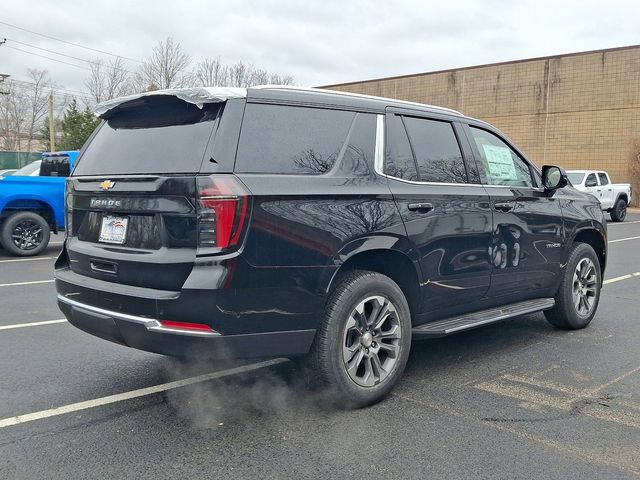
[55,86,606,407]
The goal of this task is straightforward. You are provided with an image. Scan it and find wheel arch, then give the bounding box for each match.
[1,198,57,233]
[615,192,629,205]
[324,238,423,320]
[571,227,606,276]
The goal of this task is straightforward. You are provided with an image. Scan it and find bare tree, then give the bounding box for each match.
[135,37,191,90]
[228,61,248,87]
[23,70,51,153]
[193,57,229,86]
[268,73,295,86]
[0,69,54,153]
[193,58,295,87]
[82,37,295,99]
[85,57,132,103]
[249,68,270,86]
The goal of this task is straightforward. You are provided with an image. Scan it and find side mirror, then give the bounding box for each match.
[541,165,568,191]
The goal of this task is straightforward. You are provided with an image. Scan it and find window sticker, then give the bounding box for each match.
[482,144,516,182]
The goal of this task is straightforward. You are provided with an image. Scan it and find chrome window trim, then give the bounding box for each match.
[256,85,463,116]
[57,295,221,338]
[375,114,483,188]
[374,114,385,175]
[374,113,545,192]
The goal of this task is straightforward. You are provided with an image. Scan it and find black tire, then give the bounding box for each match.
[303,270,412,408]
[0,211,50,257]
[610,197,627,222]
[545,243,601,330]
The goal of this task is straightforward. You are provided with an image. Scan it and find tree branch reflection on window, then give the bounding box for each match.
[421,156,467,183]
[292,148,338,174]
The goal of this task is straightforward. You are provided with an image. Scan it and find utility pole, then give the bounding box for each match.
[0,74,9,95]
[48,92,56,152]
[0,39,8,95]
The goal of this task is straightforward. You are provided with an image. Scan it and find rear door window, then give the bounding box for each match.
[402,116,467,183]
[385,114,418,181]
[235,104,356,174]
[74,96,221,176]
[598,173,609,185]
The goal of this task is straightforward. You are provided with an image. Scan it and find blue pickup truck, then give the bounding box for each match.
[0,151,79,256]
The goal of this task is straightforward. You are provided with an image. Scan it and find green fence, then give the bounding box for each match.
[0,151,42,170]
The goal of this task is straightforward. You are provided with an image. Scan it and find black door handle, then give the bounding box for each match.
[407,202,434,213]
[494,202,514,212]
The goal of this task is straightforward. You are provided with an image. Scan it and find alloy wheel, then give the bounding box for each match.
[342,295,402,387]
[572,257,598,317]
[11,220,44,251]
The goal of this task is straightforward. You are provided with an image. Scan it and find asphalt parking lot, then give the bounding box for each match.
[1,217,640,479]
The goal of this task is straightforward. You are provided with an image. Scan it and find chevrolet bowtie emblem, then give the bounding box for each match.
[99,180,115,190]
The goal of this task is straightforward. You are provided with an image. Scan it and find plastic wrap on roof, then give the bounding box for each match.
[94,87,248,117]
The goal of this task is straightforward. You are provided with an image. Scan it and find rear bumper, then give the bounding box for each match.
[57,294,315,359]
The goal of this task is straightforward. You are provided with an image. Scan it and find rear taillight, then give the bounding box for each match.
[65,179,73,237]
[196,175,250,253]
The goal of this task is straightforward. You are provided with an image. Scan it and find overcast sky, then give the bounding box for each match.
[1,0,639,97]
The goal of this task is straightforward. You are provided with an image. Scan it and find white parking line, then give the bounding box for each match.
[608,220,640,226]
[603,272,640,285]
[0,319,67,331]
[609,235,640,244]
[0,256,56,264]
[0,358,288,429]
[0,279,54,288]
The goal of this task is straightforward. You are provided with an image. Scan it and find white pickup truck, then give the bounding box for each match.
[567,170,631,222]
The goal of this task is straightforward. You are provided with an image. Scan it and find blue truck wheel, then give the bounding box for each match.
[0,211,50,256]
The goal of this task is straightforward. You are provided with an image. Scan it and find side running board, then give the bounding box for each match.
[412,298,555,338]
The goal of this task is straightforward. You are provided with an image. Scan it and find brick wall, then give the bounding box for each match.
[323,46,640,204]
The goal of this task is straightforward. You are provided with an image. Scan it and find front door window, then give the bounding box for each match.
[469,127,534,188]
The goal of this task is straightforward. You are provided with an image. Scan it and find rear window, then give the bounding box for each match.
[235,104,356,174]
[74,96,221,175]
[40,155,70,177]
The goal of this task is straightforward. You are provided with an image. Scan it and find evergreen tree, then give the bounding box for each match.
[40,118,62,152]
[57,99,100,151]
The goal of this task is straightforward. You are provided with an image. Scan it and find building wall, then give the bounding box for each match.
[323,46,640,204]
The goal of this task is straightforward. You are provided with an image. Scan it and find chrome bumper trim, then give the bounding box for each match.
[57,294,221,338]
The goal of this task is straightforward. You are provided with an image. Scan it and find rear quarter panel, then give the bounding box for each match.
[236,173,417,289]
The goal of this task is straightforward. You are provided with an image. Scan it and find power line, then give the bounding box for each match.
[5,37,129,71]
[0,19,142,63]
[22,85,92,99]
[4,38,133,77]
[3,44,93,71]
[8,77,94,99]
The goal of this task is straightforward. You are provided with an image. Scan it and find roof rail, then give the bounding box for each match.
[251,85,463,116]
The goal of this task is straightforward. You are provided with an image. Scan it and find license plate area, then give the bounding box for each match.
[99,215,129,244]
